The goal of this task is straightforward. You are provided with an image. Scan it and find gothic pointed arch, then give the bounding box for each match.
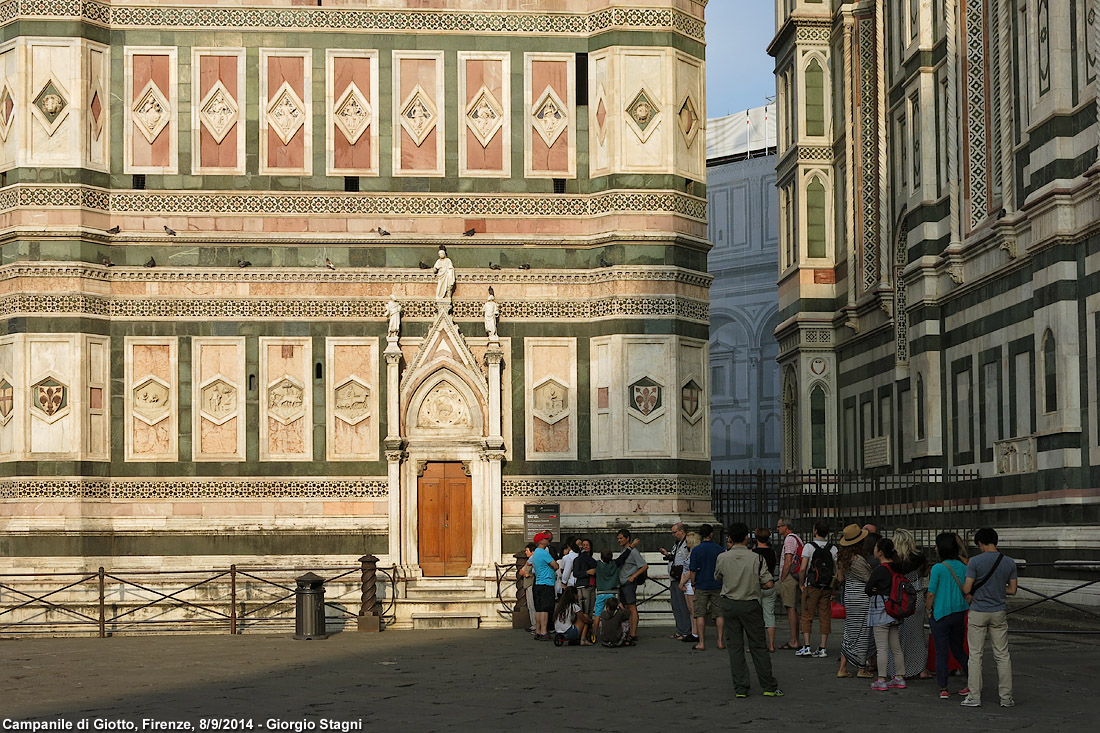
[781,365,799,470]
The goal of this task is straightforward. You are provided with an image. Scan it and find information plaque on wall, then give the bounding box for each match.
[524,503,561,541]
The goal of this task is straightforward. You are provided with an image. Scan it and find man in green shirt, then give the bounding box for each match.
[713,522,783,699]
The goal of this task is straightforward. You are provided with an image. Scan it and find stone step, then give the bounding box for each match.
[410,612,481,630]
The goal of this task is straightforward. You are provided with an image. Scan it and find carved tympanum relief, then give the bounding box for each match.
[418,381,471,429]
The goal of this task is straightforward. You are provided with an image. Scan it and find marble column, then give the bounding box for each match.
[484,344,504,449]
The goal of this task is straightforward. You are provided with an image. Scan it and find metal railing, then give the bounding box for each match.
[0,563,401,636]
[1009,560,1100,634]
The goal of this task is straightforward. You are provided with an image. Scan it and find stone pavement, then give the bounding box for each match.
[1,623,1090,732]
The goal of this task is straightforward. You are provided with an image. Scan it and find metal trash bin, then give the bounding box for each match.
[294,572,328,640]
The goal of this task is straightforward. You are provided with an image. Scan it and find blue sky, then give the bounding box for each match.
[705,2,777,118]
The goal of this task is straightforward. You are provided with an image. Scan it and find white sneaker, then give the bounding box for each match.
[960,695,981,708]
[1000,699,1015,708]
[811,647,828,658]
[795,646,812,657]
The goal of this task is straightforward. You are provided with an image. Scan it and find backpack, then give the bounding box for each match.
[807,541,836,589]
[884,565,917,620]
[787,533,804,577]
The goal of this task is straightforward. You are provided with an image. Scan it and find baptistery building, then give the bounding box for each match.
[0,0,711,626]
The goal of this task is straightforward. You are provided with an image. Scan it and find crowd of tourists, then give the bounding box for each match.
[520,519,1019,706]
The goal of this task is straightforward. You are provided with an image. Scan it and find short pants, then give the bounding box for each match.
[594,592,616,616]
[533,584,555,614]
[619,581,638,606]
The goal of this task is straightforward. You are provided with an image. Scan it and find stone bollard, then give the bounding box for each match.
[357,554,382,632]
[511,551,531,631]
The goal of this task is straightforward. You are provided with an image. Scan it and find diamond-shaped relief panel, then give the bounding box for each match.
[267,377,305,423]
[31,376,68,422]
[465,86,504,148]
[626,88,661,142]
[333,378,370,426]
[399,85,437,147]
[199,378,237,424]
[267,82,306,145]
[334,83,371,145]
[88,85,105,141]
[532,86,567,147]
[678,95,700,147]
[32,79,70,136]
[0,85,14,141]
[132,377,171,425]
[199,81,238,144]
[533,378,569,425]
[132,80,170,144]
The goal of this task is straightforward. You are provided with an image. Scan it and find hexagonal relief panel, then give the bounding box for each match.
[267,377,305,424]
[627,376,664,423]
[132,376,171,425]
[199,378,238,424]
[31,376,69,423]
[333,377,370,426]
[681,379,703,423]
[0,377,12,423]
[532,378,569,425]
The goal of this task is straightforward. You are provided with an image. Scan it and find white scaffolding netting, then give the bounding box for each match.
[706,103,777,160]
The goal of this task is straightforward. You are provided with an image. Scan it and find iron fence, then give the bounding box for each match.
[0,563,400,636]
[713,469,982,548]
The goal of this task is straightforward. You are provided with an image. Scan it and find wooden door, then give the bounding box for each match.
[417,462,472,576]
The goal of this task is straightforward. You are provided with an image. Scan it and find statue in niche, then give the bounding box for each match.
[385,294,402,339]
[434,246,455,308]
[483,287,499,342]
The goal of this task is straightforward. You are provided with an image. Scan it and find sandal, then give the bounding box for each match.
[837,670,853,678]
[690,646,705,651]
[857,668,875,679]
[622,639,637,646]
[777,643,799,650]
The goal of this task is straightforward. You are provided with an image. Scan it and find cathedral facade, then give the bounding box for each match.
[771,1,1100,549]
[0,0,710,625]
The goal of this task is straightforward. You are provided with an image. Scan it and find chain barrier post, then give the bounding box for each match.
[512,552,531,630]
[357,555,381,632]
[97,567,105,638]
[230,564,237,635]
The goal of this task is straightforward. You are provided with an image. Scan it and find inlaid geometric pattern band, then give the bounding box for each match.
[0,2,704,41]
[0,186,707,221]
[503,475,711,498]
[1,264,713,289]
[0,294,710,323]
[0,477,389,499]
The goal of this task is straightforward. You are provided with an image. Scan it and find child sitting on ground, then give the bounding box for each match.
[598,597,630,647]
[552,586,591,646]
[591,550,621,641]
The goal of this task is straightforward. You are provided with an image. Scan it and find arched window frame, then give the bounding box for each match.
[800,169,834,264]
[1042,328,1057,414]
[808,380,829,469]
[798,50,832,142]
[915,372,926,441]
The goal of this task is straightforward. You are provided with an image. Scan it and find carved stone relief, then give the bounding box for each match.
[0,83,14,142]
[680,379,702,423]
[532,378,568,425]
[132,377,170,424]
[334,82,371,144]
[267,81,306,144]
[466,85,504,147]
[532,86,567,146]
[31,376,68,422]
[334,378,370,425]
[400,85,437,146]
[626,87,661,143]
[267,377,305,423]
[0,376,12,424]
[32,78,70,137]
[628,376,663,422]
[418,381,471,429]
[199,80,238,143]
[132,80,170,143]
[199,378,237,423]
[677,94,700,147]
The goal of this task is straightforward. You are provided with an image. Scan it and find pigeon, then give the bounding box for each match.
[238,260,251,268]
[489,262,502,270]
[518,263,531,270]
[144,257,156,268]
[105,225,120,234]
[418,261,431,270]
[463,228,476,237]
[325,258,336,270]
[599,257,612,267]
[488,286,495,296]
[101,257,114,267]
[163,225,176,236]
[376,227,391,236]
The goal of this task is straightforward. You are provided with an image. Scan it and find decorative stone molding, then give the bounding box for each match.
[502,475,711,498]
[0,185,707,221]
[0,477,389,500]
[0,3,705,42]
[995,436,1035,475]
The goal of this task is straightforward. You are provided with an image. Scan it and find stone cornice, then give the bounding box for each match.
[0,185,708,223]
[0,1,705,42]
[0,476,389,499]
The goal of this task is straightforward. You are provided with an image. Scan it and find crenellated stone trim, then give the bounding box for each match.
[0,185,707,221]
[0,477,389,499]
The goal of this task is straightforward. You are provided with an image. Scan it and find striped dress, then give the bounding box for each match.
[840,554,874,668]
